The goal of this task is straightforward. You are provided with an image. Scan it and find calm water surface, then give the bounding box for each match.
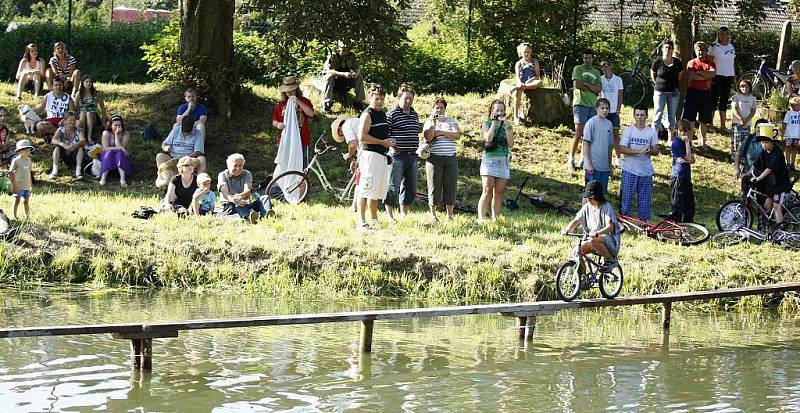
[1,288,799,412]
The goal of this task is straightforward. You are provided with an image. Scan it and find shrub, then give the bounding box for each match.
[0,21,165,83]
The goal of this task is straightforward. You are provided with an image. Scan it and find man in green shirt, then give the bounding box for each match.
[322,40,366,113]
[568,49,602,171]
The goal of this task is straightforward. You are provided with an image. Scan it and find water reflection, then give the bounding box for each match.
[0,289,799,411]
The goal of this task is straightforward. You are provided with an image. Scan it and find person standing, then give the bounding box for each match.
[9,140,34,220]
[384,83,420,222]
[582,98,614,195]
[478,99,514,222]
[272,76,315,167]
[600,60,624,166]
[730,79,757,163]
[617,106,659,221]
[682,41,716,150]
[708,27,736,132]
[669,120,696,222]
[422,97,461,222]
[356,84,395,230]
[567,49,602,171]
[651,39,683,144]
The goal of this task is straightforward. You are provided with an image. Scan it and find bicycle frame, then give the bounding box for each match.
[757,57,787,88]
[570,235,603,281]
[303,135,356,203]
[728,224,793,245]
[741,186,796,224]
[618,215,684,236]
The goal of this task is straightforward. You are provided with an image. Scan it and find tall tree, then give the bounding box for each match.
[179,0,235,118]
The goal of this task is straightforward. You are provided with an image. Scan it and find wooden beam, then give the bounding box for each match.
[1,283,798,339]
[778,21,793,71]
[360,320,374,353]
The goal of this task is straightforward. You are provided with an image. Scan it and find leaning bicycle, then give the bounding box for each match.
[618,45,659,108]
[555,233,624,302]
[265,134,356,205]
[738,54,789,101]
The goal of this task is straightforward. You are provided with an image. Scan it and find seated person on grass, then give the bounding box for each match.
[321,40,366,113]
[49,111,87,180]
[176,88,208,140]
[35,76,74,138]
[192,173,216,216]
[156,116,206,188]
[0,107,17,167]
[160,156,198,215]
[561,180,622,272]
[15,43,46,100]
[46,42,80,95]
[217,153,271,223]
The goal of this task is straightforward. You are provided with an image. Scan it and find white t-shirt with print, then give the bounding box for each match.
[784,109,800,139]
[620,124,658,176]
[600,75,624,114]
[708,42,736,77]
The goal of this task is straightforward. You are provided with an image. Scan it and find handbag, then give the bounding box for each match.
[416,140,431,159]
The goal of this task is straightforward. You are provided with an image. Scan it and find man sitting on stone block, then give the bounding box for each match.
[321,40,366,113]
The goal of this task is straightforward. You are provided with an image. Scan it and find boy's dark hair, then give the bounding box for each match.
[581,49,594,56]
[633,105,648,115]
[181,114,194,133]
[678,119,692,132]
[662,39,674,48]
[596,98,610,109]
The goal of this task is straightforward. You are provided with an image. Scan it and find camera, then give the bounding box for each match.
[492,114,503,121]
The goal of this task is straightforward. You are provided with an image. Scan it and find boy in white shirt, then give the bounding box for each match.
[600,61,624,166]
[616,107,659,220]
[782,96,800,168]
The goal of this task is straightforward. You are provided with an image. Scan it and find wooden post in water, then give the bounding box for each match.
[360,320,374,353]
[525,316,536,341]
[130,338,152,370]
[662,302,672,329]
[516,316,527,340]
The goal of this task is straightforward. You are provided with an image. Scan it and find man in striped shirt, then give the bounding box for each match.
[384,83,421,221]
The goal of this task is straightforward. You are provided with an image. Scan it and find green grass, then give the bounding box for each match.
[1,81,799,313]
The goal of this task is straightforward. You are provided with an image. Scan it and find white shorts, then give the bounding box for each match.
[358,151,391,200]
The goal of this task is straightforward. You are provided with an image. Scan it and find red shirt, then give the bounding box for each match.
[687,58,715,91]
[272,96,314,146]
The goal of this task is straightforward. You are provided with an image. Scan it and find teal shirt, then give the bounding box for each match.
[483,120,510,157]
[572,65,602,108]
[738,134,763,174]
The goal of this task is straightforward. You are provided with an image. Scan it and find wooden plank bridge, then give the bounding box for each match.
[1,283,798,370]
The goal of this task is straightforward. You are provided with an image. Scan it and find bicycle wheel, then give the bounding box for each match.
[555,260,582,302]
[655,222,710,245]
[599,265,623,299]
[712,230,747,247]
[266,171,309,205]
[716,200,752,231]
[619,71,647,107]
[783,206,800,231]
[779,233,800,251]
[739,70,769,101]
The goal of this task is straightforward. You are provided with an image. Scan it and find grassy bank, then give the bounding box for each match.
[0,82,799,312]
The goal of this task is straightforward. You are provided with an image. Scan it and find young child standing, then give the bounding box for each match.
[669,120,696,222]
[731,79,757,163]
[781,96,800,169]
[582,98,614,194]
[9,140,34,220]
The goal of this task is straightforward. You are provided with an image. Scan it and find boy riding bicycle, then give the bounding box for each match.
[561,180,623,271]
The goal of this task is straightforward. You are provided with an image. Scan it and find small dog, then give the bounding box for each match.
[18,104,40,135]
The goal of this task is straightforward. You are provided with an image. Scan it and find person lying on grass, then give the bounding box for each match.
[561,180,622,272]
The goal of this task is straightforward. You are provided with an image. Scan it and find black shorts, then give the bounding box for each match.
[57,146,80,166]
[710,75,734,112]
[682,88,713,124]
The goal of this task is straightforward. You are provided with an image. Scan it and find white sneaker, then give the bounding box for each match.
[357,222,371,231]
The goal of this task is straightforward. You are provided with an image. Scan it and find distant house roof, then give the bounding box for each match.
[112,6,171,23]
[588,0,798,31]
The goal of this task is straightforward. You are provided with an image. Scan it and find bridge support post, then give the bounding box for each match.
[525,316,536,341]
[516,316,527,340]
[360,320,374,353]
[131,338,153,370]
[662,302,672,329]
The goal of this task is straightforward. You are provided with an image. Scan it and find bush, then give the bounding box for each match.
[0,21,165,83]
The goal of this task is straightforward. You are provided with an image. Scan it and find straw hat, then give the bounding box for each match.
[15,139,34,152]
[330,115,347,143]
[279,75,300,93]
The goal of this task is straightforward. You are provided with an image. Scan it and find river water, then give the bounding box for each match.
[1,288,799,412]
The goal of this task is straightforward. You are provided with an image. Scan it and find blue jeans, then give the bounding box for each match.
[222,197,271,219]
[652,90,680,131]
[384,152,418,207]
[584,170,610,194]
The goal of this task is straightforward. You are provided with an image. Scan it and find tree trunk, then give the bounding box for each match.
[672,10,693,116]
[179,0,235,119]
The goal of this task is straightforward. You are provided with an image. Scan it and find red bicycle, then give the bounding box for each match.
[618,215,709,246]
